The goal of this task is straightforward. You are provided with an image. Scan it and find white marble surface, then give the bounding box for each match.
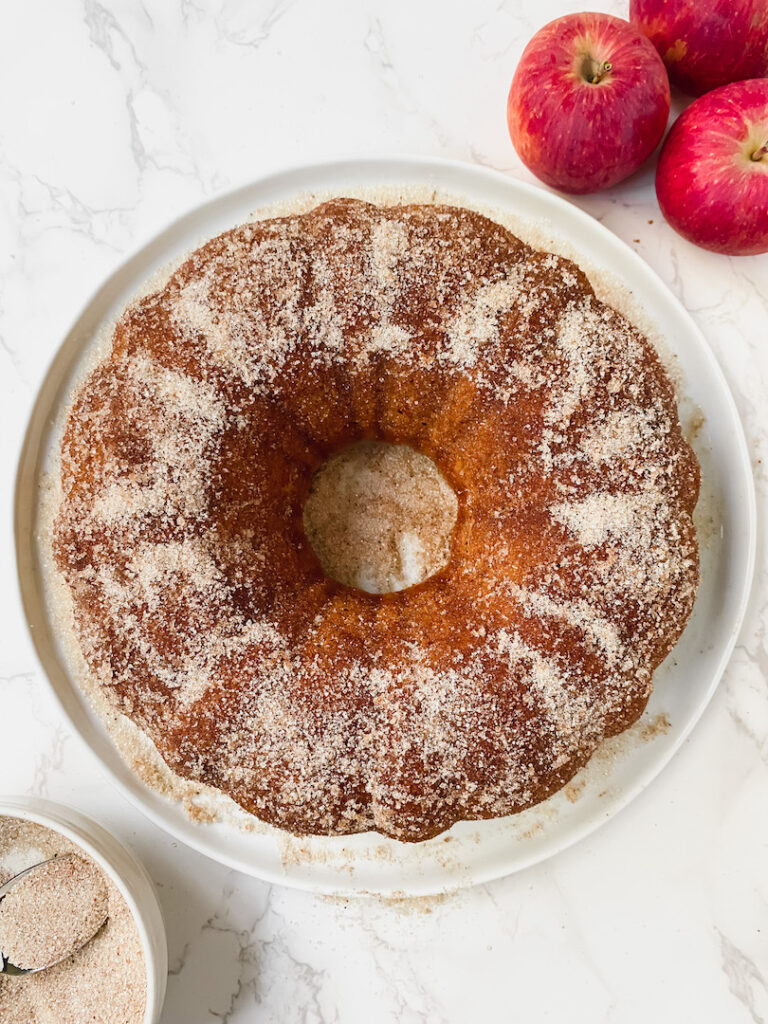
[1,1,767,1021]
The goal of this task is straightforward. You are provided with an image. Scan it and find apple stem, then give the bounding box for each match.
[582,57,612,84]
[751,140,768,162]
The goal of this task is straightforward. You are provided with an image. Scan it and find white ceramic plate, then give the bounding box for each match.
[15,157,756,896]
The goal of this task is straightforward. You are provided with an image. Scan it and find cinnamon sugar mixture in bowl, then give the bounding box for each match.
[0,816,147,1023]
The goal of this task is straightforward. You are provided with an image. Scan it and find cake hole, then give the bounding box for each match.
[303,441,458,594]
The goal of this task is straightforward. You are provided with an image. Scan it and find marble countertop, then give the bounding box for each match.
[2,1,767,1021]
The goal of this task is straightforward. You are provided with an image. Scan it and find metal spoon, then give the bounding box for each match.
[0,856,108,976]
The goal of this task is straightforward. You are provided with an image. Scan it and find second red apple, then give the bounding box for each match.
[630,0,768,96]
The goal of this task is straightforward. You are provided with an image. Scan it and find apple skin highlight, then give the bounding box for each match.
[507,12,670,194]
[630,0,768,97]
[656,79,768,256]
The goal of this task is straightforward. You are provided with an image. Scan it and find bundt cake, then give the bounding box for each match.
[51,197,700,842]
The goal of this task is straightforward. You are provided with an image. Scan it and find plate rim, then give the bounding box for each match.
[14,154,757,896]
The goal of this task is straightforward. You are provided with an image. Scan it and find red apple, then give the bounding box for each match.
[630,0,768,96]
[507,13,670,194]
[656,79,768,255]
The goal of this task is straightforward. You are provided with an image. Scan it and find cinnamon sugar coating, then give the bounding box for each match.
[52,199,700,842]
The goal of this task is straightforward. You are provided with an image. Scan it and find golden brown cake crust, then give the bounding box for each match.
[52,198,700,842]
